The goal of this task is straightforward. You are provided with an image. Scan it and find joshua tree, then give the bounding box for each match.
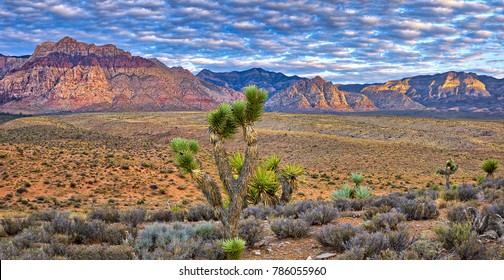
[482,159,499,178]
[170,85,267,238]
[436,159,458,189]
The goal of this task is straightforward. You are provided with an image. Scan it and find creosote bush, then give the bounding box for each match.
[88,208,121,223]
[187,204,216,222]
[270,218,310,239]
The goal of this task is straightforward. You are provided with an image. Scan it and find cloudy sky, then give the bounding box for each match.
[1,0,503,84]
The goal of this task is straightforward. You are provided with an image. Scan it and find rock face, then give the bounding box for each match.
[0,37,240,114]
[265,76,378,112]
[197,68,305,97]
[0,54,29,80]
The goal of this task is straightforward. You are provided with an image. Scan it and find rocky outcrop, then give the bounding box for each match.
[0,37,240,114]
[265,76,378,112]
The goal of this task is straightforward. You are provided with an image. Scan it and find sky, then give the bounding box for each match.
[1,0,503,84]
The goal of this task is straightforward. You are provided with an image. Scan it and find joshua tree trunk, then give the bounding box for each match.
[437,162,458,190]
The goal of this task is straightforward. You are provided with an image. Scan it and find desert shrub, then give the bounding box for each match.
[135,222,220,260]
[331,198,352,211]
[88,208,121,223]
[434,222,472,251]
[300,205,339,225]
[45,235,69,257]
[369,194,404,209]
[238,217,265,247]
[242,204,281,220]
[363,212,406,232]
[457,183,479,201]
[331,184,352,199]
[282,200,318,218]
[362,205,393,220]
[149,209,173,222]
[443,189,458,201]
[482,199,504,217]
[71,218,106,244]
[121,208,146,228]
[270,218,310,239]
[66,244,102,259]
[315,223,364,253]
[222,237,246,260]
[350,198,370,211]
[406,233,442,260]
[454,235,488,260]
[49,213,74,234]
[193,222,223,241]
[480,177,504,189]
[29,210,57,222]
[398,198,438,220]
[103,223,128,245]
[65,244,134,260]
[0,240,21,259]
[194,240,226,260]
[13,227,51,249]
[447,205,472,224]
[344,232,390,259]
[2,218,31,236]
[386,227,412,252]
[18,247,50,260]
[103,245,135,260]
[187,204,215,222]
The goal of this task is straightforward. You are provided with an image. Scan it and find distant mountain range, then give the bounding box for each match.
[1,37,503,114]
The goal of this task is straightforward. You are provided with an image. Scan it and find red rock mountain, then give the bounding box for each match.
[0,37,241,114]
[0,54,29,80]
[265,76,378,112]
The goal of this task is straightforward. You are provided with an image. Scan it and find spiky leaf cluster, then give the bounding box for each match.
[264,154,281,171]
[222,237,246,260]
[350,173,364,187]
[280,164,305,181]
[248,168,280,206]
[170,138,200,174]
[208,103,238,139]
[229,152,244,177]
[482,159,499,177]
[446,159,457,171]
[243,85,268,123]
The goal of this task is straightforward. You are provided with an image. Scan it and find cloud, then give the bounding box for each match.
[0,0,503,84]
[50,4,88,18]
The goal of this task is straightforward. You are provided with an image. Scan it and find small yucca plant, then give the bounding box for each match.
[222,237,246,260]
[482,159,499,178]
[350,173,364,187]
[354,186,371,199]
[331,184,353,200]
